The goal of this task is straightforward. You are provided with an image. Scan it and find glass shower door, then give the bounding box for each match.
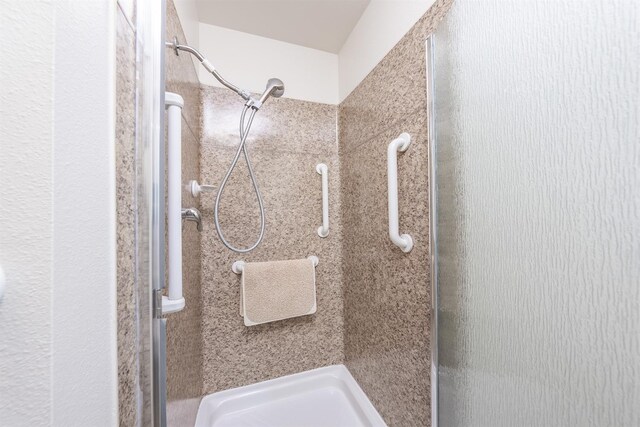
[428,1,640,426]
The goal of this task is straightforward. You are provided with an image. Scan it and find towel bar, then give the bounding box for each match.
[232,256,319,274]
[387,132,413,253]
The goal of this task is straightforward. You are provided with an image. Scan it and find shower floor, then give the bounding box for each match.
[194,364,387,427]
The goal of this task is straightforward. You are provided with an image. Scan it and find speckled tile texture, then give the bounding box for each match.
[199,86,343,393]
[339,1,453,426]
[339,0,453,153]
[165,114,203,403]
[167,398,201,427]
[166,0,201,142]
[116,1,202,424]
[115,7,138,427]
[164,0,204,420]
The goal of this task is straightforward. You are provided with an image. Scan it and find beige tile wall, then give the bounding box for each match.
[116,1,204,425]
[339,1,453,426]
[198,86,344,393]
[165,0,203,425]
[115,3,138,426]
[118,0,454,425]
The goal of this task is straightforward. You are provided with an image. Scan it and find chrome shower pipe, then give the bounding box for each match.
[166,37,252,102]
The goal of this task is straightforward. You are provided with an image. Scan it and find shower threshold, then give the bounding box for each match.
[194,364,387,427]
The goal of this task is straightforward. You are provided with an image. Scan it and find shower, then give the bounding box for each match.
[166,38,284,253]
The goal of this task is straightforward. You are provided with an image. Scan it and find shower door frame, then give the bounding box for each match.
[426,34,439,427]
[135,0,167,425]
[150,0,167,424]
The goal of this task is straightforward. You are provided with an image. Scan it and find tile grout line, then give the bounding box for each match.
[116,1,135,33]
[181,112,199,142]
[337,104,427,155]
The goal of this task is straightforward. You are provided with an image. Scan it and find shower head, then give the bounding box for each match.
[258,78,285,105]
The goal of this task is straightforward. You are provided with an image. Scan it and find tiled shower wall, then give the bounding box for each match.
[164,0,203,422]
[339,0,453,426]
[116,0,203,425]
[118,0,452,424]
[198,86,344,393]
[115,3,139,425]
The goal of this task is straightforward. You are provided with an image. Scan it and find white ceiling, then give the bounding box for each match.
[195,0,371,53]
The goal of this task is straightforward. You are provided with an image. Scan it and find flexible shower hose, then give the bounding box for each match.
[213,105,266,253]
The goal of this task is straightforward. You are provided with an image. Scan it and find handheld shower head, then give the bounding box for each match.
[258,78,285,105]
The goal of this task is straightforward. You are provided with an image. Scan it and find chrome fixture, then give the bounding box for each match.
[166,36,251,102]
[213,104,263,252]
[257,78,285,106]
[182,208,202,232]
[165,37,285,111]
[167,37,285,253]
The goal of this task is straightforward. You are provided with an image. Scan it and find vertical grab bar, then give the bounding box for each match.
[316,163,329,237]
[163,92,185,314]
[387,132,413,253]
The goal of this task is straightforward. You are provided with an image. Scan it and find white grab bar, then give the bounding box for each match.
[316,163,329,237]
[387,132,413,253]
[163,92,186,314]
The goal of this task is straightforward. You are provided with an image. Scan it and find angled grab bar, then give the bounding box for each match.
[316,163,329,237]
[387,132,413,253]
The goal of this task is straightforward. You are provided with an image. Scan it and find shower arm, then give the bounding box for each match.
[166,37,253,103]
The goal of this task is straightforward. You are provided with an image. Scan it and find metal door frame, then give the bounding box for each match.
[425,34,439,427]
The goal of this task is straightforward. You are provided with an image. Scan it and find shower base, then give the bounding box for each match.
[194,364,387,427]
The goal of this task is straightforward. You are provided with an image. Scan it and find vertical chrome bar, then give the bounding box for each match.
[425,35,439,427]
[150,3,166,296]
[135,0,166,423]
[153,317,167,427]
[150,0,167,425]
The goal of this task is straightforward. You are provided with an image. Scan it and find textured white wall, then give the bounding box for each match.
[434,0,640,425]
[198,23,339,104]
[0,1,54,423]
[0,1,118,424]
[52,1,118,424]
[338,0,436,101]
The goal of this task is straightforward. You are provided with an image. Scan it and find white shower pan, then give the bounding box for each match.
[194,364,387,427]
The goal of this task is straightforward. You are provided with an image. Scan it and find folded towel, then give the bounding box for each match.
[240,258,317,326]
